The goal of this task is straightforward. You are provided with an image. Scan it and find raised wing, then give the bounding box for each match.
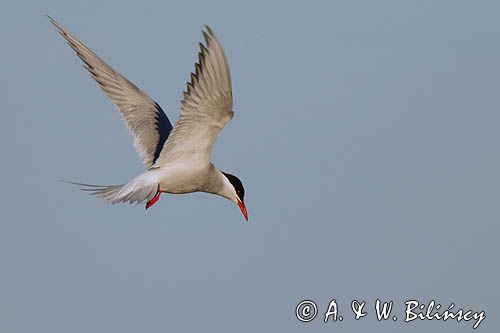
[154,26,233,166]
[49,16,173,167]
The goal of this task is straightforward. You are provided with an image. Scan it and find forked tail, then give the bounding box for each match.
[63,172,159,205]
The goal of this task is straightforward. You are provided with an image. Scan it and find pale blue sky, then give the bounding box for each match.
[1,0,499,332]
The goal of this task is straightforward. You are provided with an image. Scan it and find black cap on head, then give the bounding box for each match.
[222,172,245,202]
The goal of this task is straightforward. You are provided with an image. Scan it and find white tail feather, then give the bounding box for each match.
[64,171,159,205]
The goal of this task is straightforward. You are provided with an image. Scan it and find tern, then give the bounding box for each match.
[49,17,248,221]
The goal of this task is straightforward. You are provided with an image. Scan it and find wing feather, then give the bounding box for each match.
[154,26,233,165]
[49,16,172,167]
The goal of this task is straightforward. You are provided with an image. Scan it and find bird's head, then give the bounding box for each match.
[221,172,248,221]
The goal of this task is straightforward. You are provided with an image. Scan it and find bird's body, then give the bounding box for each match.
[145,162,225,196]
[49,17,248,220]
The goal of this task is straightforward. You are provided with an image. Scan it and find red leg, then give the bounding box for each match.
[145,191,161,210]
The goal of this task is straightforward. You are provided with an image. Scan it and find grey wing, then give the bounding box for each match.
[49,16,172,167]
[154,26,233,166]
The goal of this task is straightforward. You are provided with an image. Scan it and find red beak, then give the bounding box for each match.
[237,199,248,221]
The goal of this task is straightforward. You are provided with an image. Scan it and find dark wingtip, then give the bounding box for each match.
[46,15,59,27]
[202,31,210,46]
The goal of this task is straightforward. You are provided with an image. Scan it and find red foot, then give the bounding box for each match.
[145,191,161,210]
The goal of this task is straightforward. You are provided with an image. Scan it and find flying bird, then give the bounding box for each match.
[49,17,248,221]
